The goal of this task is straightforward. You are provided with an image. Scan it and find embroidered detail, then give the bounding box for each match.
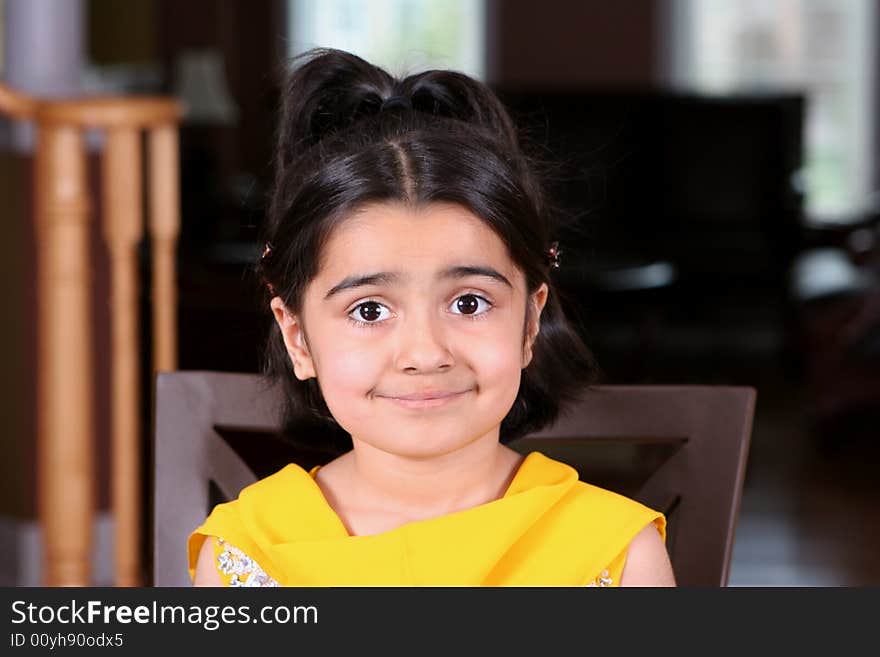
[215,537,280,587]
[585,569,614,587]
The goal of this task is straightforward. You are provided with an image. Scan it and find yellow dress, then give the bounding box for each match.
[188,451,665,587]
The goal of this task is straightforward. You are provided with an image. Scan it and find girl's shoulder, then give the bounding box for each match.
[238,461,319,500]
[511,451,664,538]
[204,460,329,536]
[562,478,667,545]
[570,479,660,516]
[187,461,319,585]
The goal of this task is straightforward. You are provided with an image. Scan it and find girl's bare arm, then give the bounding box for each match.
[193,536,224,587]
[619,524,677,587]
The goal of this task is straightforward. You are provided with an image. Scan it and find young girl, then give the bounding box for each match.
[188,48,675,587]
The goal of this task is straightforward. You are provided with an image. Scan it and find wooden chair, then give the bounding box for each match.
[152,371,755,586]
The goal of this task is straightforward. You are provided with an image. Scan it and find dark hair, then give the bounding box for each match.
[258,48,600,454]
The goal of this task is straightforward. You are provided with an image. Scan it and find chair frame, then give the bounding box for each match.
[152,371,755,586]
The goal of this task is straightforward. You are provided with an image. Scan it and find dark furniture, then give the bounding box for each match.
[493,90,805,377]
[790,215,880,435]
[495,90,805,290]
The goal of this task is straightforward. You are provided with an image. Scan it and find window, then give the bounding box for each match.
[287,0,486,80]
[666,0,875,223]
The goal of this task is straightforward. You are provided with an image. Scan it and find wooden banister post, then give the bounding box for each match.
[4,83,182,586]
[148,125,180,372]
[35,123,94,586]
[102,127,144,587]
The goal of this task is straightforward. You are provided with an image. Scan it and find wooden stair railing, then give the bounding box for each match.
[0,83,183,586]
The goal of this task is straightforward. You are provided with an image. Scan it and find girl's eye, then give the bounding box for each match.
[450,294,492,316]
[348,300,392,324]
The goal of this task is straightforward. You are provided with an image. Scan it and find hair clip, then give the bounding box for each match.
[260,242,277,295]
[261,242,274,261]
[547,241,562,269]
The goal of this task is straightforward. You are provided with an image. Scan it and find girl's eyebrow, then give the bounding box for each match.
[323,265,513,300]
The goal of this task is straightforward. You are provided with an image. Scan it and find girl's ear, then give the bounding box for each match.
[522,283,549,368]
[270,297,317,380]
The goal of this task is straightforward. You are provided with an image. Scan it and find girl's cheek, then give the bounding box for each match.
[321,345,383,388]
[468,330,523,369]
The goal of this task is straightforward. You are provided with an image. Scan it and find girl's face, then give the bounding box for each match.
[271,202,548,459]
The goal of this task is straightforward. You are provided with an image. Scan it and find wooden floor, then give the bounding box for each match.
[727,371,880,586]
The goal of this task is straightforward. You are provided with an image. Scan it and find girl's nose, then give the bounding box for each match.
[393,310,454,373]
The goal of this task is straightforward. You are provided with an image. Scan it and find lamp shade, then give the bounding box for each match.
[173,49,238,124]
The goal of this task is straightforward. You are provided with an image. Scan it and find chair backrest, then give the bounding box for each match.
[152,371,755,587]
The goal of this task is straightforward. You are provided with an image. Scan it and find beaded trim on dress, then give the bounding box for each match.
[214,534,618,587]
[215,537,280,587]
[585,569,614,587]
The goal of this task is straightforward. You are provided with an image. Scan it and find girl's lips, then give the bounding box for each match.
[379,390,471,409]
[393,389,469,401]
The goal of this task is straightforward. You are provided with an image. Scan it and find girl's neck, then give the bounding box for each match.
[326,439,524,524]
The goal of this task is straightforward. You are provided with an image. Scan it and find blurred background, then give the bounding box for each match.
[1,0,878,586]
